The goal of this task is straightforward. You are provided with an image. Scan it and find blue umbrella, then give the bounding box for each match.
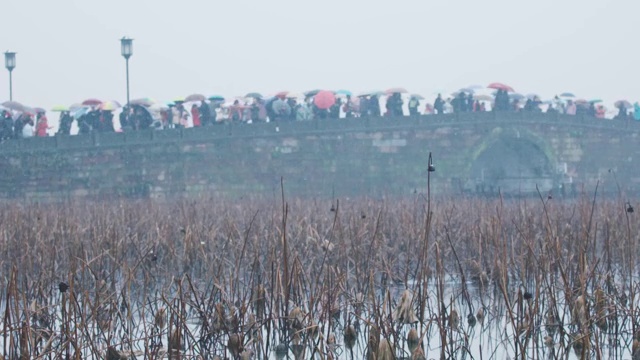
[71,106,91,119]
[208,95,225,101]
[559,92,575,98]
[335,89,352,96]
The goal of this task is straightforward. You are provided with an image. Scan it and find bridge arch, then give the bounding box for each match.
[466,126,558,195]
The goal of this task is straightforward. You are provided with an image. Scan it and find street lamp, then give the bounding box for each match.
[4,52,16,101]
[120,37,133,106]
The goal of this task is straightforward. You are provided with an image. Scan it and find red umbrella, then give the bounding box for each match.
[487,83,515,92]
[385,87,408,94]
[275,91,288,99]
[314,90,336,110]
[82,98,102,106]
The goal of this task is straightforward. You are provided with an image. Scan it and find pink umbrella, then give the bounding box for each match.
[314,90,336,110]
[487,82,515,92]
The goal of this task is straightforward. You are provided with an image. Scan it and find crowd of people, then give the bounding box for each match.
[1,85,639,140]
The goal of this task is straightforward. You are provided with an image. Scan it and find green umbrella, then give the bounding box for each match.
[245,92,263,99]
[51,105,69,112]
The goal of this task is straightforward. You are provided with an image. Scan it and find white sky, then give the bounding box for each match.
[1,0,638,111]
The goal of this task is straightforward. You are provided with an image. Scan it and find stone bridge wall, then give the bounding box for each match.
[0,112,638,201]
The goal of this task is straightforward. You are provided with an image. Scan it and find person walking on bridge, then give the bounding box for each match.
[434,94,444,114]
[36,113,51,137]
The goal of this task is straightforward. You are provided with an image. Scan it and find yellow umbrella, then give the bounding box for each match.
[100,100,122,111]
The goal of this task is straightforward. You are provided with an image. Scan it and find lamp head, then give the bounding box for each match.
[120,37,133,59]
[4,51,16,71]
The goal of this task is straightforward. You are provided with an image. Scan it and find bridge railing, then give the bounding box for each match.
[0,112,637,154]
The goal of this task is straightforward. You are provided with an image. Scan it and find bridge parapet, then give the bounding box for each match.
[0,112,637,200]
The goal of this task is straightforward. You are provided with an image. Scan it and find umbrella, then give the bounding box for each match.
[173,97,185,103]
[473,94,494,102]
[335,89,352,96]
[130,98,156,107]
[385,87,408,94]
[304,89,322,97]
[508,93,525,101]
[100,100,122,111]
[22,107,36,116]
[149,103,169,111]
[51,105,69,112]
[286,92,303,99]
[245,92,263,99]
[208,95,225,101]
[459,88,475,94]
[33,107,46,114]
[185,94,206,102]
[82,98,102,106]
[313,90,336,110]
[71,106,91,119]
[466,84,484,90]
[575,99,589,107]
[615,100,632,109]
[559,92,575,98]
[358,91,383,97]
[487,82,514,92]
[410,94,425,100]
[589,99,603,103]
[275,91,288,99]
[2,101,26,112]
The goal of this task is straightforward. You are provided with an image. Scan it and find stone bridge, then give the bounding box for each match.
[0,112,638,201]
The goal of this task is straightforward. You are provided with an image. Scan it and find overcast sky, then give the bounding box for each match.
[1,0,638,110]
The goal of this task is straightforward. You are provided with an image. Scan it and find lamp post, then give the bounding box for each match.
[120,37,133,106]
[4,52,16,101]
